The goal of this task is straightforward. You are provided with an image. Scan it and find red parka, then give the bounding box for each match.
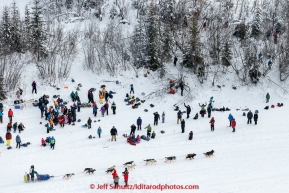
[232,120,236,127]
[8,109,13,117]
[112,170,118,179]
[41,138,45,145]
[5,132,12,140]
[59,116,65,125]
[124,172,129,181]
[209,118,215,125]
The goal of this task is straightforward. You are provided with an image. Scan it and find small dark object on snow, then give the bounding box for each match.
[123,161,134,166]
[186,153,197,160]
[232,86,237,90]
[144,159,157,165]
[217,85,222,89]
[56,88,60,90]
[63,173,74,179]
[165,156,176,163]
[86,169,96,175]
[78,119,81,122]
[160,130,165,134]
[150,104,154,107]
[204,150,214,157]
[144,109,148,112]
[106,168,114,174]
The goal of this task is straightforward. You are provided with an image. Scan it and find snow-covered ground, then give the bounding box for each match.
[1,61,289,193]
[1,0,289,193]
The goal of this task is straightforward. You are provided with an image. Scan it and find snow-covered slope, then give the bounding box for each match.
[1,0,289,193]
[1,64,289,193]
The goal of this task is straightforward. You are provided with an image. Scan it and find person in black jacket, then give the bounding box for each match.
[110,126,117,141]
[181,119,185,133]
[88,92,94,103]
[130,124,136,135]
[184,103,191,119]
[179,82,184,96]
[253,112,258,125]
[207,104,212,118]
[153,112,160,126]
[247,110,253,124]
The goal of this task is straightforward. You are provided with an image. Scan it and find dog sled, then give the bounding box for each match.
[24,172,53,182]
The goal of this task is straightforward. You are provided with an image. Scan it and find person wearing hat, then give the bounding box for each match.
[5,131,12,146]
[32,81,37,94]
[16,135,21,149]
[254,111,258,125]
[232,119,236,132]
[8,109,13,122]
[247,110,253,124]
[136,117,142,130]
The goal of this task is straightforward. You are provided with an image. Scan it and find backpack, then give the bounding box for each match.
[88,135,92,139]
[50,139,55,144]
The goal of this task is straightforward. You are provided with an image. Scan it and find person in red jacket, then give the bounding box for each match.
[41,138,46,147]
[123,168,129,186]
[112,169,118,180]
[59,115,65,128]
[232,119,236,132]
[5,131,12,146]
[209,117,215,131]
[8,109,13,122]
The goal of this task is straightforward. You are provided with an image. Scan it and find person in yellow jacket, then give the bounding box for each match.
[54,101,59,111]
[101,87,106,93]
[99,92,104,104]
[49,118,54,128]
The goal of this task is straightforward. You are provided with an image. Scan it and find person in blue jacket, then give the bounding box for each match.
[0,110,3,123]
[130,84,134,94]
[97,127,102,138]
[93,105,98,117]
[228,114,234,127]
[16,135,21,148]
[137,117,142,131]
[50,136,55,150]
[209,96,214,104]
[131,134,136,142]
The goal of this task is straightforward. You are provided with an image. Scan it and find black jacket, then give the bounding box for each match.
[247,111,253,119]
[253,113,258,120]
[184,104,191,114]
[153,113,160,120]
[181,120,185,126]
[88,93,93,99]
[131,125,136,131]
[110,128,117,135]
[207,106,212,113]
